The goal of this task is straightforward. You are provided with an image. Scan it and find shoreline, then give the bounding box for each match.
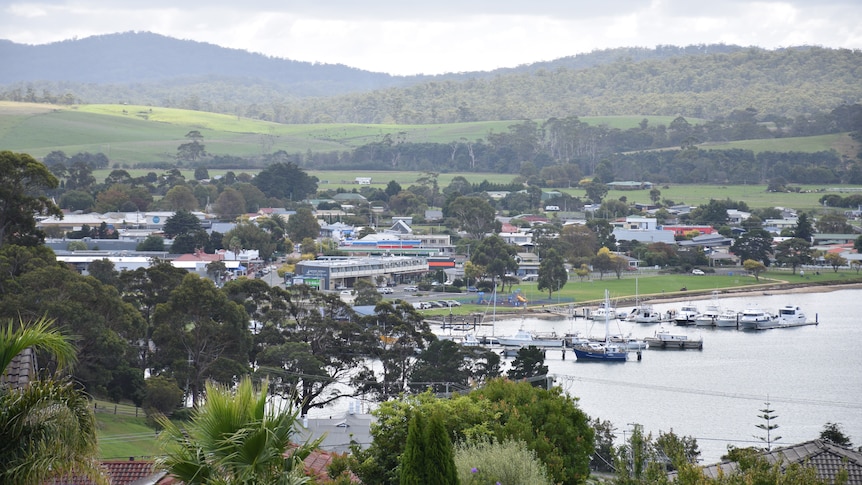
[512,280,862,318]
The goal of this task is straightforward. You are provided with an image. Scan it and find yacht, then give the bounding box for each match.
[714,309,740,328]
[776,305,807,327]
[674,304,699,326]
[738,307,778,330]
[496,328,564,348]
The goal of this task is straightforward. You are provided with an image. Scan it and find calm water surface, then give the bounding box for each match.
[469,288,862,463]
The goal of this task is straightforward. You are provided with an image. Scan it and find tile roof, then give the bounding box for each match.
[1,346,37,390]
[45,460,165,485]
[698,440,862,484]
[287,444,361,483]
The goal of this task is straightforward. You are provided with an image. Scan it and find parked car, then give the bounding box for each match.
[377,287,393,294]
[692,269,705,275]
[467,286,478,292]
[444,300,462,307]
[404,285,419,292]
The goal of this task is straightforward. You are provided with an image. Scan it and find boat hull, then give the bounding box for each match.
[644,337,704,350]
[572,345,628,361]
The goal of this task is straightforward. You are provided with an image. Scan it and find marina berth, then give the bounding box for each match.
[644,327,704,350]
[738,306,778,330]
[572,290,629,362]
[674,304,700,325]
[714,309,741,327]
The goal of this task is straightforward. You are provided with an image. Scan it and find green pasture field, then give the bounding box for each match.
[600,183,834,212]
[0,101,750,164]
[699,133,848,154]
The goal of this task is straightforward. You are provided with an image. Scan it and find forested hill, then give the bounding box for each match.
[1,32,860,122]
[0,31,402,96]
[299,47,862,123]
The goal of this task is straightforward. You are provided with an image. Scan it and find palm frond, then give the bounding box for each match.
[0,316,76,376]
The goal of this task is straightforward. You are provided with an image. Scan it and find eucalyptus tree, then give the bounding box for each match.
[731,228,773,266]
[774,237,814,274]
[0,247,146,402]
[223,220,277,261]
[0,151,62,249]
[151,274,252,406]
[444,195,498,240]
[118,259,188,369]
[247,284,373,416]
[537,248,568,299]
[470,234,518,289]
[354,300,435,401]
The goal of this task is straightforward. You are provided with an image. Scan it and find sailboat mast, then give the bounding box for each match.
[604,289,611,344]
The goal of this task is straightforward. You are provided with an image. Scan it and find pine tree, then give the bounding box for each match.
[755,400,782,451]
[400,413,426,485]
[425,411,459,485]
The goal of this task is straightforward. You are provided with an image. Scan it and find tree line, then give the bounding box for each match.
[3,44,861,124]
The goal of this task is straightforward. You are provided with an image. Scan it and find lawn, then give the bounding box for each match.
[95,411,161,460]
[420,269,862,318]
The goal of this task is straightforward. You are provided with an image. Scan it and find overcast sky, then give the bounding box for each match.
[2,0,861,75]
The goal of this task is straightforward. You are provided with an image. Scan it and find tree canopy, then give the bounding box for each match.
[0,151,62,249]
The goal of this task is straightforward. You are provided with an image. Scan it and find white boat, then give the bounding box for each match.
[626,305,663,323]
[590,306,618,321]
[625,276,662,323]
[674,304,699,325]
[644,327,704,350]
[694,292,722,326]
[776,305,808,327]
[738,307,778,330]
[607,334,649,350]
[462,333,482,347]
[714,309,740,327]
[497,328,564,348]
[694,307,720,326]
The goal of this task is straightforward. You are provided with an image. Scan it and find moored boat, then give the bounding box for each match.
[776,305,807,326]
[694,307,720,326]
[572,290,628,361]
[644,327,704,350]
[694,292,723,326]
[497,328,564,347]
[674,304,700,325]
[626,305,663,323]
[714,309,740,327]
[738,307,778,330]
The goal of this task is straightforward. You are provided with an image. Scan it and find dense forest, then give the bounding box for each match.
[1,33,860,123]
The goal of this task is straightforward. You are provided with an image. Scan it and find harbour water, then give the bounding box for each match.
[461,288,862,464]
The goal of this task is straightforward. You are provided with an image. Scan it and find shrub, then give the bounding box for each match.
[454,438,551,485]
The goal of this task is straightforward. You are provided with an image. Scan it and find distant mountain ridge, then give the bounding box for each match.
[0,31,402,95]
[1,32,859,122]
[0,32,751,95]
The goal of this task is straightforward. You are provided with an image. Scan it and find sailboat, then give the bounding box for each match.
[625,276,663,323]
[572,290,628,362]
